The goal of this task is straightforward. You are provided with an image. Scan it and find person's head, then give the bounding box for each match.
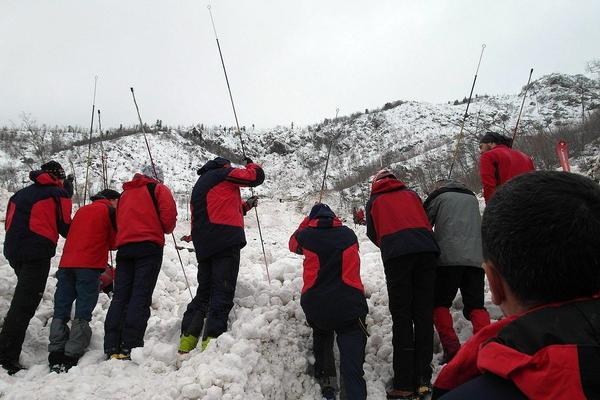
[372,169,397,186]
[434,179,451,190]
[309,203,336,220]
[197,157,231,175]
[481,171,600,316]
[40,160,66,181]
[141,164,164,182]
[479,132,512,154]
[90,189,121,207]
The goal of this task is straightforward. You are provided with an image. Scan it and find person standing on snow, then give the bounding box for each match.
[366,169,440,400]
[478,132,534,204]
[48,189,120,372]
[104,165,177,359]
[0,161,72,375]
[289,203,369,400]
[178,156,264,353]
[423,180,490,364]
[432,171,600,400]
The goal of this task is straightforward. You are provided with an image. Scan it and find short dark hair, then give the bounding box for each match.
[482,171,600,305]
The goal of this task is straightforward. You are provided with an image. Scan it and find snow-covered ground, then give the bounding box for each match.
[0,190,500,399]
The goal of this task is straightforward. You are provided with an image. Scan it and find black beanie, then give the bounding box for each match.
[308,203,336,220]
[90,189,121,201]
[479,132,513,148]
[40,161,66,179]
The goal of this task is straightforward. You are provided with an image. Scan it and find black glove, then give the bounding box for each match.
[244,157,253,165]
[66,174,74,183]
[63,175,74,198]
[246,196,259,208]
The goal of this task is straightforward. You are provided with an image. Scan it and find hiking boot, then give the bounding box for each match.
[62,354,79,371]
[110,353,131,360]
[386,388,419,399]
[1,360,25,375]
[321,385,336,400]
[178,334,199,354]
[201,336,214,352]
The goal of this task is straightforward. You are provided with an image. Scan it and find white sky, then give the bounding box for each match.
[1,0,599,129]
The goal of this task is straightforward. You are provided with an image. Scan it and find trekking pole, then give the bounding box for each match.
[207,4,271,283]
[97,109,109,189]
[68,159,81,209]
[511,68,534,146]
[318,108,340,203]
[448,44,486,179]
[83,75,98,205]
[130,87,194,301]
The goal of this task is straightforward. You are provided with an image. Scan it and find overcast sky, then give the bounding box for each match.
[1,0,599,130]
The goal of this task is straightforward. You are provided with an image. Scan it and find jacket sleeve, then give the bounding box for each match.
[225,163,265,187]
[155,184,177,234]
[479,152,497,204]
[57,197,72,238]
[425,196,439,226]
[365,198,378,246]
[289,217,310,255]
[107,206,117,251]
[242,200,251,216]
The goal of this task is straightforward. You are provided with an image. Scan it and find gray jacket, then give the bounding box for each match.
[424,181,483,268]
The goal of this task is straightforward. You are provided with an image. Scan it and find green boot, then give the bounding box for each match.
[201,336,214,352]
[178,334,199,354]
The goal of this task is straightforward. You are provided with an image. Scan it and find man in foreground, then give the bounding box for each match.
[433,171,600,399]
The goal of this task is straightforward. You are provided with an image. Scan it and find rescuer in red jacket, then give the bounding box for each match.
[366,170,440,399]
[48,189,120,372]
[178,156,264,353]
[433,172,600,400]
[0,161,72,375]
[104,165,177,359]
[478,132,534,204]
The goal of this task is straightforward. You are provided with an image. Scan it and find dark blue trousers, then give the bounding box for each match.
[311,319,367,400]
[53,268,102,321]
[104,243,162,354]
[180,246,240,339]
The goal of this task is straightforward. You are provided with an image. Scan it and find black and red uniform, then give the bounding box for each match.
[366,175,439,394]
[181,157,264,341]
[434,295,600,400]
[289,203,368,400]
[104,173,177,355]
[480,144,535,203]
[0,170,72,372]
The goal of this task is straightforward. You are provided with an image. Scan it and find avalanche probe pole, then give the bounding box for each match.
[83,75,99,205]
[448,44,486,179]
[208,4,271,283]
[318,108,340,203]
[97,109,109,189]
[130,87,194,301]
[511,68,534,146]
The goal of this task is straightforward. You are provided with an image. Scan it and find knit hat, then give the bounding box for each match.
[197,157,231,175]
[40,161,66,179]
[90,189,121,201]
[479,132,513,147]
[308,203,336,220]
[141,164,164,182]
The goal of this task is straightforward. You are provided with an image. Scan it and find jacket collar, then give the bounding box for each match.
[371,177,406,195]
[29,171,63,187]
[308,216,343,229]
[122,173,160,190]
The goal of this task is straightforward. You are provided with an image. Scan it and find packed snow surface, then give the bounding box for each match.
[0,190,500,399]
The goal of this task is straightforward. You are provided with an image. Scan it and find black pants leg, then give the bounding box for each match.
[104,254,135,353]
[180,258,212,337]
[203,247,240,339]
[459,267,486,319]
[336,321,367,400]
[311,325,337,379]
[0,259,51,363]
[411,253,436,385]
[433,266,463,309]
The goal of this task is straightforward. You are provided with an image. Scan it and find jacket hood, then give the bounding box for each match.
[30,170,63,187]
[197,157,231,175]
[371,177,406,194]
[307,216,343,229]
[122,173,160,190]
[308,203,336,220]
[440,180,470,191]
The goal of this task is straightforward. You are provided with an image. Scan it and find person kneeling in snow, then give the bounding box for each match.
[48,189,120,372]
[289,203,368,400]
[178,156,264,353]
[432,171,600,400]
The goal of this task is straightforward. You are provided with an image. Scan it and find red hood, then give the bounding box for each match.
[30,171,63,187]
[371,178,406,194]
[123,174,160,190]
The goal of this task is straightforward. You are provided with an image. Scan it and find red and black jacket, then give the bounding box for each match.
[115,174,177,248]
[434,295,600,400]
[59,199,117,269]
[480,144,535,203]
[289,212,368,330]
[366,178,439,262]
[191,159,264,259]
[4,171,72,262]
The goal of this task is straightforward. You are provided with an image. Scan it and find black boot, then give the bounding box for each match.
[1,360,25,375]
[48,351,65,373]
[62,354,79,372]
